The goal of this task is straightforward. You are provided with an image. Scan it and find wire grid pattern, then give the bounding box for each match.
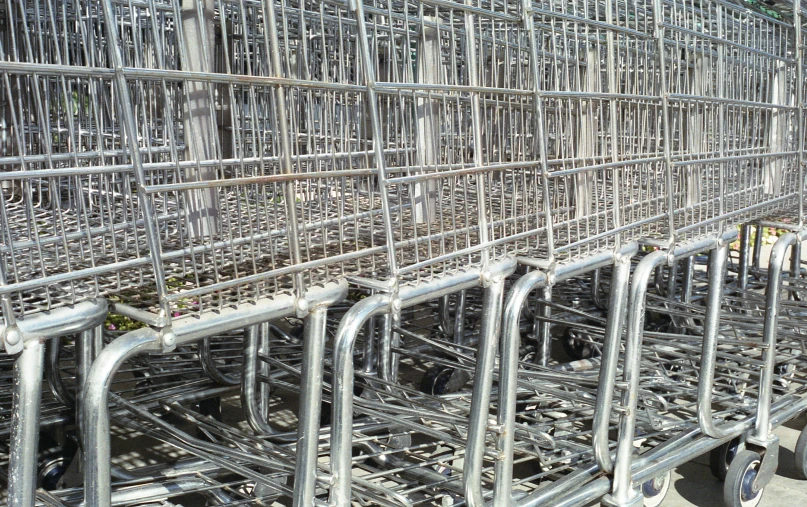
[659,0,801,240]
[529,0,666,262]
[0,1,155,321]
[107,0,387,317]
[355,0,535,285]
[2,0,806,323]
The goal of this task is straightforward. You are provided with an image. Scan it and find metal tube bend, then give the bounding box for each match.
[82,328,161,507]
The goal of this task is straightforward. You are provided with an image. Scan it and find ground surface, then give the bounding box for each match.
[663,414,807,507]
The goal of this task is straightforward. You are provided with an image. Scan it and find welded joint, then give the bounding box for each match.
[716,229,739,248]
[488,420,504,434]
[480,269,497,288]
[601,489,644,507]
[2,325,22,354]
[746,432,778,450]
[295,297,310,318]
[160,327,177,352]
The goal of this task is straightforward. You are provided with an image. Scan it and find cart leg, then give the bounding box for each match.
[293,307,329,507]
[8,339,45,507]
[494,270,548,505]
[535,286,552,366]
[465,276,506,507]
[604,250,668,507]
[77,325,103,400]
[593,254,633,473]
[83,329,159,507]
[738,224,752,289]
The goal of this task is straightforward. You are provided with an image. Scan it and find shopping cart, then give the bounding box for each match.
[596,1,806,505]
[0,0,165,502]
[72,0,415,504]
[315,0,555,503]
[490,0,668,503]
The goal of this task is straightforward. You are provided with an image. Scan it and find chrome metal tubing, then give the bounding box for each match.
[0,299,108,344]
[592,252,633,474]
[495,244,636,504]
[738,224,752,289]
[242,324,282,436]
[7,339,46,507]
[327,261,516,506]
[494,269,548,506]
[464,276,506,507]
[293,307,329,507]
[696,242,745,438]
[82,328,162,507]
[607,249,668,507]
[82,281,346,506]
[754,231,804,442]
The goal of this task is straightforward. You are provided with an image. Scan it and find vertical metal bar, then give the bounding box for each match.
[242,325,278,435]
[738,224,752,289]
[328,296,387,506]
[463,0,491,269]
[753,224,764,271]
[591,269,604,309]
[685,54,706,208]
[293,307,329,507]
[715,3,725,228]
[7,339,45,507]
[606,250,667,506]
[414,17,439,224]
[697,243,735,438]
[755,233,800,442]
[535,286,552,366]
[494,270,548,505]
[796,3,804,227]
[362,316,377,374]
[98,0,170,318]
[604,0,622,243]
[83,330,160,507]
[593,252,632,473]
[76,326,102,401]
[653,0,676,244]
[263,0,306,296]
[576,45,600,220]
[349,0,399,280]
[180,0,220,238]
[464,276,506,507]
[790,241,802,279]
[677,256,695,329]
[764,58,787,197]
[521,0,554,260]
[378,312,401,388]
[453,290,467,345]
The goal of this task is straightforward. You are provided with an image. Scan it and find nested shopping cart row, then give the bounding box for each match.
[2,0,807,506]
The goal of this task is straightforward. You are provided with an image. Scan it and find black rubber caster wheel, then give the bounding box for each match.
[420,366,471,395]
[561,328,598,360]
[724,450,764,507]
[711,436,745,481]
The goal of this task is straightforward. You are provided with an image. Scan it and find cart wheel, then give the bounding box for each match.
[724,450,764,507]
[561,328,597,360]
[641,470,671,507]
[711,436,745,481]
[37,433,78,491]
[420,366,470,395]
[795,423,807,480]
